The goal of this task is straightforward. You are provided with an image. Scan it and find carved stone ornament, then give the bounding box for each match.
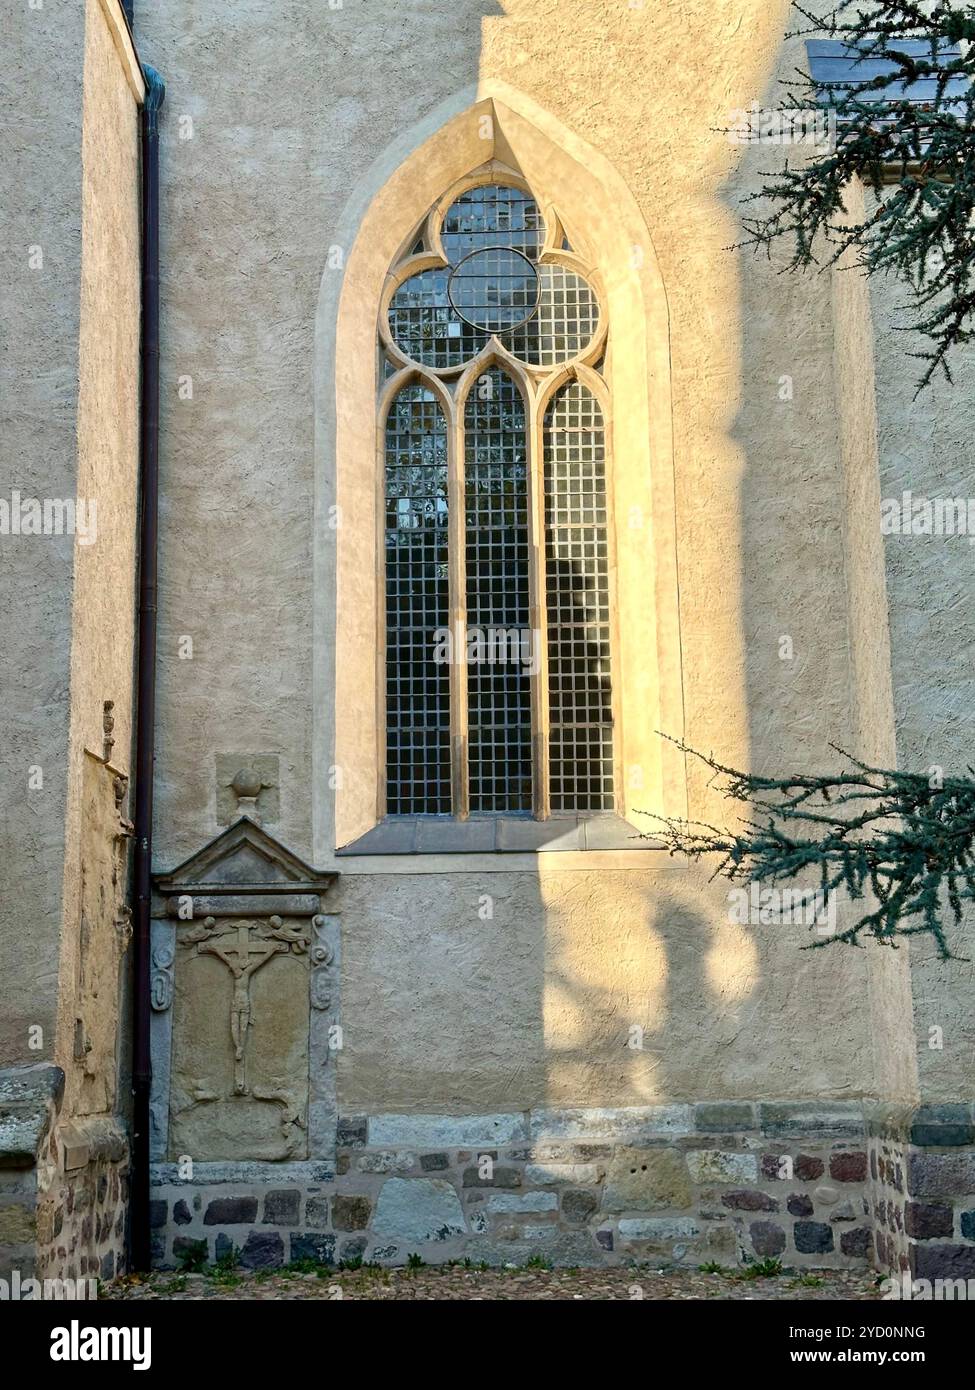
[154,819,337,1162]
[149,936,174,1011]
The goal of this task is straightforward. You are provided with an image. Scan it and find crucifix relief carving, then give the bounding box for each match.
[200,924,286,1094]
[180,915,311,1098]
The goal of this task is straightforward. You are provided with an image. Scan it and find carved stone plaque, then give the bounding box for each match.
[171,916,311,1161]
[153,819,337,1163]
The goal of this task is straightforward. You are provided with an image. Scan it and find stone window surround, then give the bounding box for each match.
[320,86,686,862]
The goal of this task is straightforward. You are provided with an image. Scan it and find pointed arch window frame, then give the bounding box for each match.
[377,167,622,823]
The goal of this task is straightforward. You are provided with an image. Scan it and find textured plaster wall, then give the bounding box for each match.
[337,867,869,1112]
[869,208,975,1105]
[140,0,892,1110]
[0,0,140,1123]
[0,2,86,1065]
[830,185,916,1108]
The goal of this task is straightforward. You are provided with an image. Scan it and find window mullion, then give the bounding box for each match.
[449,404,470,819]
[528,390,550,820]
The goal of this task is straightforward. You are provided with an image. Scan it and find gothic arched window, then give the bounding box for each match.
[380,177,616,820]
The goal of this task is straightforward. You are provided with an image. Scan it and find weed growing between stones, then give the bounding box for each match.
[524,1254,553,1270]
[174,1239,207,1274]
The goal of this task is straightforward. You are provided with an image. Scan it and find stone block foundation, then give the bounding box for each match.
[0,1065,129,1285]
[868,1103,975,1283]
[150,1101,884,1270]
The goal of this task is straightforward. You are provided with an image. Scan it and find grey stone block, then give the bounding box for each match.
[912,1243,975,1280]
[532,1104,693,1142]
[203,1196,258,1225]
[617,1217,700,1243]
[687,1151,757,1184]
[910,1106,975,1147]
[355,1151,415,1173]
[794,1221,834,1254]
[241,1231,284,1269]
[525,1162,601,1186]
[151,1161,335,1184]
[419,1153,450,1172]
[562,1189,599,1223]
[263,1189,300,1225]
[337,1116,368,1149]
[760,1103,863,1139]
[695,1102,756,1133]
[370,1113,528,1147]
[907,1151,975,1198]
[0,1064,65,1109]
[289,1233,335,1265]
[372,1178,466,1242]
[306,1196,329,1229]
[750,1220,786,1256]
[485,1191,557,1213]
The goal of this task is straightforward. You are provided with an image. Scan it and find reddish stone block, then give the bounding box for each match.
[829,1151,867,1183]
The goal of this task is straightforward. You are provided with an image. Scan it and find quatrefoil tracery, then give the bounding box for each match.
[380,176,607,383]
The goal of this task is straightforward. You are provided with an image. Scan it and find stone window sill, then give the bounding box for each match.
[336,814,658,856]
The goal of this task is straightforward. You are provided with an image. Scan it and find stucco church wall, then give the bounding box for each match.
[139,0,889,1112]
[0,1,86,1067]
[335,867,869,1112]
[0,0,141,1281]
[869,226,975,1107]
[829,184,916,1110]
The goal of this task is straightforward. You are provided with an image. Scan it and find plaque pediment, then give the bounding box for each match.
[154,818,335,895]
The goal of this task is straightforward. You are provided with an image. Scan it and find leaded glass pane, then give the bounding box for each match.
[384,385,451,815]
[503,265,600,366]
[441,184,545,262]
[465,368,532,813]
[388,185,598,373]
[388,269,487,368]
[382,182,616,819]
[544,382,615,812]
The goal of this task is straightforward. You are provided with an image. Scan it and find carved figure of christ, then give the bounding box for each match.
[199,925,289,1094]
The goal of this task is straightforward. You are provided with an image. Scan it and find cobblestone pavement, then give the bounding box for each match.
[105,1265,883,1301]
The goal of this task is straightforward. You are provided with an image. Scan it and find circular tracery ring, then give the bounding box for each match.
[447,246,540,334]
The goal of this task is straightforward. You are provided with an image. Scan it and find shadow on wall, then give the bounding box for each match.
[533,4,878,1109]
[323,0,880,1113]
